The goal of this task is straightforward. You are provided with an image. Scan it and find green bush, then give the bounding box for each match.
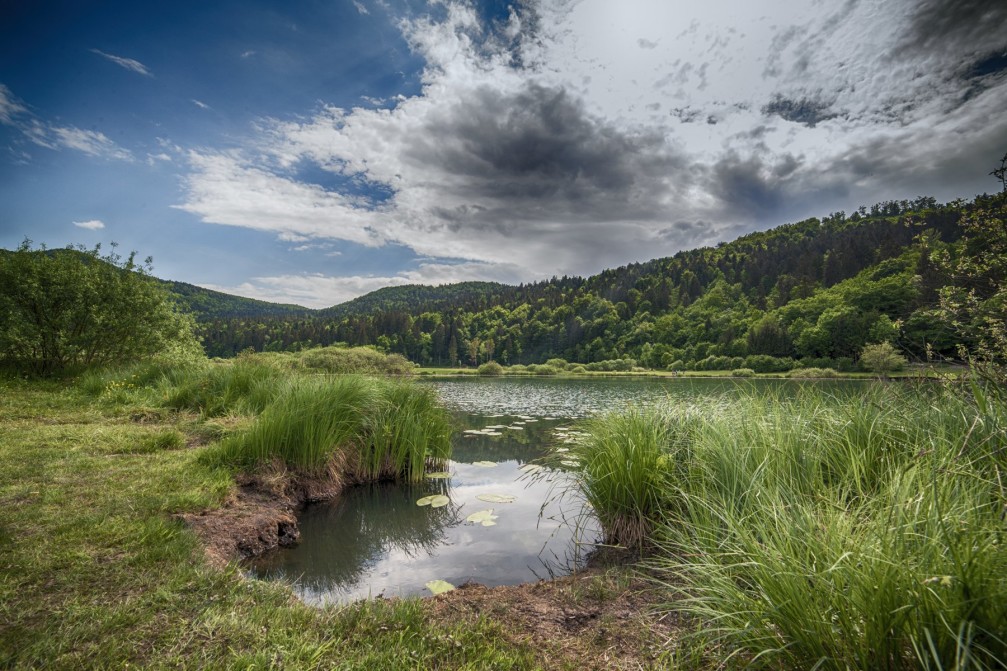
[477,361,504,376]
[295,346,414,375]
[859,341,907,375]
[730,368,756,377]
[0,241,201,376]
[787,367,838,378]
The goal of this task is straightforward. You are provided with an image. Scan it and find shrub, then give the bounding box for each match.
[859,342,907,375]
[477,361,504,376]
[544,358,569,369]
[730,368,756,377]
[787,367,838,378]
[743,354,796,373]
[296,346,414,375]
[0,241,201,376]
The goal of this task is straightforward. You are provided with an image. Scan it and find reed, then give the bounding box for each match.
[560,406,701,549]
[641,384,1007,670]
[205,376,451,480]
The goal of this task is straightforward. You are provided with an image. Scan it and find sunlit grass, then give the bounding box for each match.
[203,375,451,480]
[573,383,1007,669]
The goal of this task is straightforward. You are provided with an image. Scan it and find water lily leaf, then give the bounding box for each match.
[520,464,543,474]
[425,472,451,479]
[416,494,450,507]
[481,431,502,436]
[462,429,484,434]
[466,509,499,526]
[472,460,497,467]
[426,579,456,595]
[507,426,524,431]
[560,459,580,467]
[476,493,517,503]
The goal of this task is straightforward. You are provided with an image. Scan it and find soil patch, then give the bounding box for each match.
[180,467,344,567]
[426,571,680,669]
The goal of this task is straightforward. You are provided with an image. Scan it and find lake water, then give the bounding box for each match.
[247,376,867,604]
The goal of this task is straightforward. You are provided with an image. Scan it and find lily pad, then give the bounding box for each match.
[466,509,499,526]
[476,493,517,503]
[560,459,580,467]
[416,494,450,508]
[425,472,452,479]
[472,460,498,468]
[425,579,456,595]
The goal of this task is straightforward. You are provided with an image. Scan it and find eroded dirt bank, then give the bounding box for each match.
[180,469,344,568]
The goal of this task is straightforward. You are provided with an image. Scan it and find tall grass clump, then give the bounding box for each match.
[562,406,702,549]
[160,360,284,416]
[644,384,1007,670]
[206,376,450,481]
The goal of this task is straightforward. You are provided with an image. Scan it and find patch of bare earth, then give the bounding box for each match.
[426,569,680,670]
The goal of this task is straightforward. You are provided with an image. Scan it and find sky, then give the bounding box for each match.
[1,0,1006,309]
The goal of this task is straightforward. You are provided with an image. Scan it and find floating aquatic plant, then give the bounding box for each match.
[476,493,517,503]
[416,494,450,508]
[466,509,498,526]
[472,461,497,468]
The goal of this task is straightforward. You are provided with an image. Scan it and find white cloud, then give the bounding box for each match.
[353,1,369,15]
[90,49,152,77]
[201,260,523,308]
[50,126,133,160]
[0,84,28,124]
[0,83,134,161]
[177,0,1007,291]
[73,219,106,230]
[192,99,210,110]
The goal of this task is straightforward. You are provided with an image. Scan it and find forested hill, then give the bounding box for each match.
[319,282,509,319]
[163,281,312,320]
[193,194,997,369]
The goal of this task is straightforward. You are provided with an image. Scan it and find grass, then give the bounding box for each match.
[0,378,544,669]
[204,375,451,480]
[568,383,1007,669]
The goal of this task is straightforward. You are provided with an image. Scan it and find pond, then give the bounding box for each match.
[247,376,868,604]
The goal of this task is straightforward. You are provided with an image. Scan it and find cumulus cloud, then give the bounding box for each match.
[177,0,1007,302]
[90,49,153,77]
[73,219,106,230]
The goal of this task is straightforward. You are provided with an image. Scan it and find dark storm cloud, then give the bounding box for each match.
[402,82,692,224]
[896,0,1007,57]
[706,152,800,219]
[762,95,838,127]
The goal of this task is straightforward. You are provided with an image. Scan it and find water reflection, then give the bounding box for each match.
[248,412,593,605]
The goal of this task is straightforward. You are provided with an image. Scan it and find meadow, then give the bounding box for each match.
[2,346,1004,669]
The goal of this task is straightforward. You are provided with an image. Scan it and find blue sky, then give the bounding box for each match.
[2,0,1005,308]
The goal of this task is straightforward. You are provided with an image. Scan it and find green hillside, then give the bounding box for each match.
[182,193,1001,369]
[163,280,311,321]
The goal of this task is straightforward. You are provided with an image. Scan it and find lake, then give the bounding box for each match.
[247,376,867,604]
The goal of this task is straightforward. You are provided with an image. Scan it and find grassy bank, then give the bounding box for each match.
[0,379,546,669]
[562,383,1007,669]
